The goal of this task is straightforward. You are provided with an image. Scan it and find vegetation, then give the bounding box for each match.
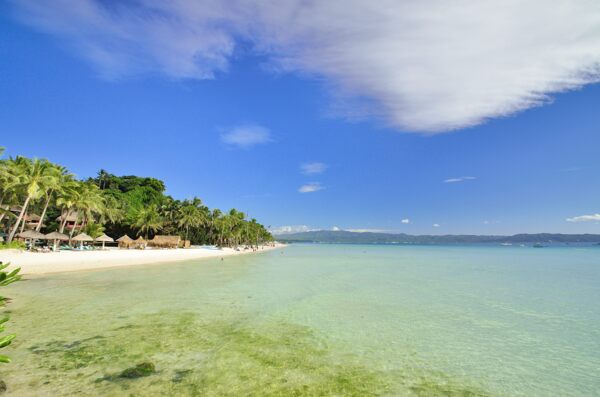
[0,262,21,364]
[0,242,26,251]
[0,150,272,247]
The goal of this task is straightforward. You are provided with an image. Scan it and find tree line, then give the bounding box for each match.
[0,148,273,247]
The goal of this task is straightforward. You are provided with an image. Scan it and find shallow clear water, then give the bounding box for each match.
[2,244,599,396]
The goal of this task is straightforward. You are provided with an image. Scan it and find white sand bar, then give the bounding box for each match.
[0,244,284,275]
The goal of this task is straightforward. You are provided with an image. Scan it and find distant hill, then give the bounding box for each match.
[275,230,600,244]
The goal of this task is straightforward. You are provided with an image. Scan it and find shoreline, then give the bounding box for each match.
[0,244,285,276]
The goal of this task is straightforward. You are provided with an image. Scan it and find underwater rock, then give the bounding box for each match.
[119,362,156,379]
[0,380,7,393]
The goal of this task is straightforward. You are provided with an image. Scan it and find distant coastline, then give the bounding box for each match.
[276,230,600,245]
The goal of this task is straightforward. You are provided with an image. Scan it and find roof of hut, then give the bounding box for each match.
[18,230,46,239]
[149,235,181,244]
[95,234,114,242]
[116,235,133,242]
[25,213,41,222]
[45,231,69,241]
[56,211,80,222]
[72,233,94,242]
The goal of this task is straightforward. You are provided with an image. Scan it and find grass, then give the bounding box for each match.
[0,241,26,250]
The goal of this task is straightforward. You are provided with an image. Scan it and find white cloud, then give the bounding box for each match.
[331,226,340,231]
[345,228,390,233]
[221,124,272,148]
[269,225,314,234]
[444,176,476,183]
[433,223,440,228]
[298,182,324,193]
[401,218,410,224]
[12,1,600,132]
[300,162,327,175]
[566,214,600,222]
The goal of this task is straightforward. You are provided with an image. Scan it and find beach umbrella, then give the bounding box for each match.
[95,234,114,249]
[18,230,47,250]
[44,231,69,252]
[72,233,94,248]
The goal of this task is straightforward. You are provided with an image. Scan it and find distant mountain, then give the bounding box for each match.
[275,230,600,244]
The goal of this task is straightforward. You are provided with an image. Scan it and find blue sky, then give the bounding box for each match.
[1,1,600,234]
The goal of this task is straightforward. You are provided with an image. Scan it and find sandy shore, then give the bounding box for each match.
[0,244,285,275]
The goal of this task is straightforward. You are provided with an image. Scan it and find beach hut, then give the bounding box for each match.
[134,236,147,249]
[44,231,69,252]
[148,235,180,249]
[18,230,47,250]
[116,235,133,249]
[72,233,94,249]
[95,234,114,249]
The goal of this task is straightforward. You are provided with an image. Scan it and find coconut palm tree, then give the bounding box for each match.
[177,204,202,241]
[36,164,73,232]
[6,157,57,242]
[133,205,163,239]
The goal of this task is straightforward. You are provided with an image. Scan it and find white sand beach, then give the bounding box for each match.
[0,244,285,275]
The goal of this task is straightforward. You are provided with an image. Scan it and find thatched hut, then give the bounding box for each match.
[134,236,147,249]
[116,235,134,249]
[148,235,180,249]
[178,240,191,249]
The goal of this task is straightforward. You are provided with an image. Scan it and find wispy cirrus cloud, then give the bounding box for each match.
[566,214,600,222]
[300,162,327,175]
[298,182,324,193]
[221,124,272,148]
[12,1,600,133]
[444,176,476,183]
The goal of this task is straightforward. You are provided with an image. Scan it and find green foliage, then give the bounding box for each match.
[1,150,273,247]
[0,262,21,364]
[83,222,105,239]
[0,241,26,250]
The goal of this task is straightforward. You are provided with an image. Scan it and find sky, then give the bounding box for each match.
[1,1,600,235]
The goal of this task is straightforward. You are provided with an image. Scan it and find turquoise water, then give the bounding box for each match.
[2,244,599,395]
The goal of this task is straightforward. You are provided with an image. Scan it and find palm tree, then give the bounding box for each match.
[177,204,203,241]
[56,180,81,234]
[6,157,57,242]
[133,205,163,239]
[36,164,73,232]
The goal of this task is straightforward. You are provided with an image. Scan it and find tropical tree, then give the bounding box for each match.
[36,164,73,232]
[132,205,163,239]
[6,157,57,242]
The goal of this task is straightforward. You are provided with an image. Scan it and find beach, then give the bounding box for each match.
[0,244,284,275]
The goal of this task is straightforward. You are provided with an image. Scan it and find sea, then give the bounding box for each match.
[2,243,599,396]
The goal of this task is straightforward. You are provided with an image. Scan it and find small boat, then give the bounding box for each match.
[533,243,545,248]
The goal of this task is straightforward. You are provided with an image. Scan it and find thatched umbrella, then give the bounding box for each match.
[72,233,94,248]
[44,231,69,252]
[95,234,114,249]
[18,230,46,250]
[116,235,133,249]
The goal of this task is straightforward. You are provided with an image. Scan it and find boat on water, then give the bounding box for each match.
[533,243,545,248]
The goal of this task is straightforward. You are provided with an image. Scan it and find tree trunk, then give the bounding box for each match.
[59,209,71,234]
[7,195,31,242]
[36,190,53,232]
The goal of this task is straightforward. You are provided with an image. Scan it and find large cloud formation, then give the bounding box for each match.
[12,0,600,132]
